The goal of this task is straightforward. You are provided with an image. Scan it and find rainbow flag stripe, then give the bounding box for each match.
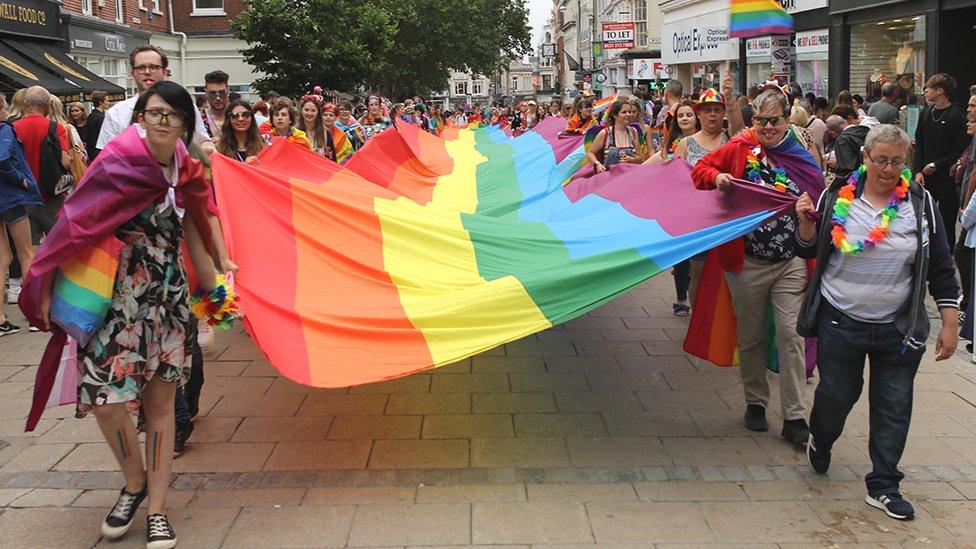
[50,236,124,346]
[211,117,796,388]
[729,0,793,38]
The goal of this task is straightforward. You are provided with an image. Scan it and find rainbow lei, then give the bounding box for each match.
[830,164,911,254]
[189,274,242,329]
[745,146,788,193]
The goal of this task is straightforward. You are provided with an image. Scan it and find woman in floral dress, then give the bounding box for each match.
[28,81,219,549]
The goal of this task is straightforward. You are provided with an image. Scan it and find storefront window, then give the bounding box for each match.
[692,61,740,94]
[849,15,925,107]
[796,59,828,97]
[747,62,772,88]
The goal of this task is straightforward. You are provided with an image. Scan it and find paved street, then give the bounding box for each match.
[2,274,976,547]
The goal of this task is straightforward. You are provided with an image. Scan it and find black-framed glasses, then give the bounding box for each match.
[753,115,787,127]
[206,90,229,99]
[229,111,252,120]
[141,109,186,127]
[866,154,905,169]
[132,64,164,73]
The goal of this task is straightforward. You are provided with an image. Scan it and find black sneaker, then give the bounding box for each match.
[173,421,194,458]
[744,404,768,432]
[782,418,810,445]
[146,513,178,549]
[865,492,915,520]
[101,485,147,538]
[0,320,21,337]
[807,433,830,474]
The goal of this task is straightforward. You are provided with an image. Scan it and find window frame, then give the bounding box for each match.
[192,0,226,16]
[115,0,124,23]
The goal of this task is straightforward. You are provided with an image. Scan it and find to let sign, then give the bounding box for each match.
[602,22,635,49]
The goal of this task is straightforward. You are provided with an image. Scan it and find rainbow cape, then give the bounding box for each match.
[211,117,798,387]
[729,0,793,38]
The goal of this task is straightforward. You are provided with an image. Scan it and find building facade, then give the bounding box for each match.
[0,0,126,101]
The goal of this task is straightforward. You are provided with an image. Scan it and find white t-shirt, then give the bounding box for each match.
[96,95,209,150]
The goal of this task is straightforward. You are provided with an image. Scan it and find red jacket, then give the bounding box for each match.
[691,138,758,272]
[691,137,753,190]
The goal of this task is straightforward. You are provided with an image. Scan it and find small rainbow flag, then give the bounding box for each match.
[729,0,793,38]
[49,235,124,346]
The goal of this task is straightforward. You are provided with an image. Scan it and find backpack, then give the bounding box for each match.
[38,121,73,196]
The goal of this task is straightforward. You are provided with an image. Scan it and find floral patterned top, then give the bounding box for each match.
[743,155,802,261]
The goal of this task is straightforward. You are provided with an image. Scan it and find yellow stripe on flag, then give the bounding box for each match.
[376,130,550,364]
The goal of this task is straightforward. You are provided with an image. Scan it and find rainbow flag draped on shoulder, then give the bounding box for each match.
[211,117,797,387]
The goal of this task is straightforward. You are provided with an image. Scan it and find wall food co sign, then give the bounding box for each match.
[0,0,58,39]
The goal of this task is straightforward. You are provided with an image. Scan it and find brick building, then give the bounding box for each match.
[53,0,258,99]
[152,0,259,99]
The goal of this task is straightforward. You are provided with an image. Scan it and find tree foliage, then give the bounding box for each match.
[232,0,531,99]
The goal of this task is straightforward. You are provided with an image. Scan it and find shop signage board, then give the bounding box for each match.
[746,37,771,59]
[627,58,668,80]
[602,22,635,49]
[794,29,828,55]
[662,8,736,65]
[770,35,792,80]
[777,0,828,14]
[0,0,58,40]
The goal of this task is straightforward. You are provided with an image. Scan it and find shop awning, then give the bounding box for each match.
[0,40,83,101]
[4,40,127,101]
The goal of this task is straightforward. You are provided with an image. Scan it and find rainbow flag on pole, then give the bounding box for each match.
[729,0,793,38]
[211,117,796,388]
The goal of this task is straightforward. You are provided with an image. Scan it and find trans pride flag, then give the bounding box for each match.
[729,0,793,38]
[211,117,798,388]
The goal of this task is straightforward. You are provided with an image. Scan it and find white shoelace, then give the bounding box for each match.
[109,491,139,520]
[147,515,173,538]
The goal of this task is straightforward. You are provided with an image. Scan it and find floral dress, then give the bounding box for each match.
[76,202,191,417]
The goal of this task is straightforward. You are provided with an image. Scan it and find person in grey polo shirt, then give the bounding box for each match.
[795,125,960,522]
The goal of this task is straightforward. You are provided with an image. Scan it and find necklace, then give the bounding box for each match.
[931,106,948,122]
[831,164,910,254]
[744,146,788,192]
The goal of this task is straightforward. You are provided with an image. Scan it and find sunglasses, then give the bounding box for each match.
[206,90,229,98]
[229,111,252,120]
[753,115,787,127]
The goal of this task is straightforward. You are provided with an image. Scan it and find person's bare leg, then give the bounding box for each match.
[141,377,177,515]
[92,403,146,492]
[8,216,33,280]
[0,223,10,323]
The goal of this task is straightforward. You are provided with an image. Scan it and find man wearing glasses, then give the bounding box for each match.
[96,45,210,152]
[201,70,230,140]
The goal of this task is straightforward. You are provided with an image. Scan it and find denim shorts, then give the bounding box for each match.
[1,205,27,224]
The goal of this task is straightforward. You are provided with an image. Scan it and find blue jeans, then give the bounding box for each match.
[809,301,924,496]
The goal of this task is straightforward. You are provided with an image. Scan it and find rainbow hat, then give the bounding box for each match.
[694,89,726,111]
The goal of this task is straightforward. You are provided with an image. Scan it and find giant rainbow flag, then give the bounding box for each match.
[211,117,798,387]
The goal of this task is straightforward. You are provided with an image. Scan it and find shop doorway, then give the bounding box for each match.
[939,6,976,105]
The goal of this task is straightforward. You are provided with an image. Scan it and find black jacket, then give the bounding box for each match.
[796,176,960,349]
[832,124,869,180]
[84,108,105,160]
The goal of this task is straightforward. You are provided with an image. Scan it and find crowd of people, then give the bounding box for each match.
[1,40,975,547]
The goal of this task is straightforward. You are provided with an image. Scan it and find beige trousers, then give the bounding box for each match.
[725,256,808,421]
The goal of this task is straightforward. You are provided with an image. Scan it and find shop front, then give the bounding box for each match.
[830,0,976,114]
[0,1,126,102]
[739,1,829,96]
[660,0,741,95]
[63,13,149,99]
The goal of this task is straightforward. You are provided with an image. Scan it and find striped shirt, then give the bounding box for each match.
[820,197,921,323]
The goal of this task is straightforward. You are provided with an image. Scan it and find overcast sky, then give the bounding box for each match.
[529,0,554,47]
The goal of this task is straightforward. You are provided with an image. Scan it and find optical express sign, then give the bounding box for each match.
[662,9,736,65]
